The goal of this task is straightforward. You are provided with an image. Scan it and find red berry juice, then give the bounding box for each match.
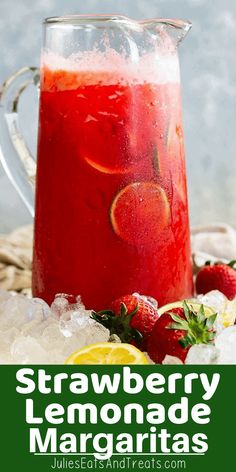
[32,52,193,309]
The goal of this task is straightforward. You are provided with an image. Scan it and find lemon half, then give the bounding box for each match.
[65,342,149,365]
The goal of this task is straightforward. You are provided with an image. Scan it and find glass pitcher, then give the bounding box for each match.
[0,15,193,309]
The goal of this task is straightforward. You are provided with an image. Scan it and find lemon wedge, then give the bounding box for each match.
[65,342,149,365]
[158,300,215,318]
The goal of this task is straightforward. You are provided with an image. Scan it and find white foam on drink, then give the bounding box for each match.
[41,48,180,90]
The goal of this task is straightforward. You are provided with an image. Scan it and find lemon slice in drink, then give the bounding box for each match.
[65,342,149,365]
[158,300,216,317]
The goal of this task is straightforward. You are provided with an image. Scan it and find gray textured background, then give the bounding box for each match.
[0,0,236,232]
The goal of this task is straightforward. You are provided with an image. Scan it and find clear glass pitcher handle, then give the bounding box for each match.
[0,67,39,217]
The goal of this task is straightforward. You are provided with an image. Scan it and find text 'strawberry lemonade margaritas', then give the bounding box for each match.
[32,16,193,309]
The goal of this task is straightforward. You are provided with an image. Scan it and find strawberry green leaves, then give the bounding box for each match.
[167,301,217,349]
[91,303,143,344]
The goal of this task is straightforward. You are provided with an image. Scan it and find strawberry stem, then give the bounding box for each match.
[91,303,143,344]
[228,260,236,269]
[167,302,217,349]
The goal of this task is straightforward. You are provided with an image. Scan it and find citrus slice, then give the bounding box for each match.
[84,155,137,175]
[65,342,149,365]
[166,116,187,203]
[158,300,216,318]
[110,182,170,246]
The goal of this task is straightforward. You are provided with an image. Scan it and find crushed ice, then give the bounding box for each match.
[0,289,235,364]
[0,291,109,364]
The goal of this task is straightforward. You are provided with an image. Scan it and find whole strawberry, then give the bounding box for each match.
[196,261,236,300]
[92,294,159,350]
[148,302,217,364]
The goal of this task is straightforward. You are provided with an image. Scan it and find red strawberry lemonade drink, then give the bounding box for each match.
[32,46,193,309]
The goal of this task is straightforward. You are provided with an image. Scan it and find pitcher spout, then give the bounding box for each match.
[140,18,192,47]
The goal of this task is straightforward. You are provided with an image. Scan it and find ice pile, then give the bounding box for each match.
[197,290,236,333]
[0,288,236,365]
[185,327,236,365]
[0,291,109,364]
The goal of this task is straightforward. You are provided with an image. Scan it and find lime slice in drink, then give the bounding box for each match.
[110,182,170,246]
